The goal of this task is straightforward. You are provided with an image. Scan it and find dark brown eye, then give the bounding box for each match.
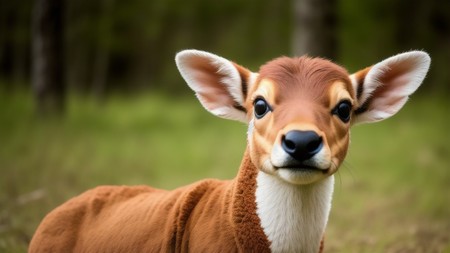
[254,98,271,119]
[333,101,352,123]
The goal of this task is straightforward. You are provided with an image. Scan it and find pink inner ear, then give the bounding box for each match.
[379,60,418,94]
[353,52,430,124]
[187,57,236,111]
[368,62,416,113]
[369,59,420,110]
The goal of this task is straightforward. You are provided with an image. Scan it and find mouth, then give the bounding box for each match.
[264,158,333,185]
[275,164,329,174]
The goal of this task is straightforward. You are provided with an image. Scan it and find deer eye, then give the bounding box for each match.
[332,100,352,123]
[254,98,271,119]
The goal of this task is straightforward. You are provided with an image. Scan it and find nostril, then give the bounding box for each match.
[306,137,323,153]
[282,136,296,152]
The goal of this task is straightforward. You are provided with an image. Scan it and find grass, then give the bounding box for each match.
[0,90,449,252]
[327,97,450,252]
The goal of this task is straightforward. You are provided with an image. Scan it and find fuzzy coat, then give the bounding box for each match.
[29,151,278,252]
[30,151,326,252]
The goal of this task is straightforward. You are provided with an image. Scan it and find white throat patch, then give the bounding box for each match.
[255,172,334,253]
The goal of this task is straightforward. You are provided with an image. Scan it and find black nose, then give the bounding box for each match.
[281,130,323,161]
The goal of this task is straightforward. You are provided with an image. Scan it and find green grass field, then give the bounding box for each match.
[1,90,449,252]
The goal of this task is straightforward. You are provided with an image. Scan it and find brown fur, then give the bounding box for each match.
[29,150,271,253]
[256,57,352,102]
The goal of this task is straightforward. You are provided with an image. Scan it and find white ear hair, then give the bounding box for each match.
[350,51,431,124]
[176,50,256,123]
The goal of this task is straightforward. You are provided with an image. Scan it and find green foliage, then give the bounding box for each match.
[2,0,450,94]
[0,90,449,251]
[63,0,293,91]
[338,0,450,94]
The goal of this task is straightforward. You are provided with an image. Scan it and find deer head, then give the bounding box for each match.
[176,50,430,185]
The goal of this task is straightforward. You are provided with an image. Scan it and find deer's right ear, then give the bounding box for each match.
[176,50,257,123]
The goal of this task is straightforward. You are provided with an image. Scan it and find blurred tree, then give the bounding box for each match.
[394,0,450,93]
[65,1,98,94]
[92,0,115,100]
[426,0,450,94]
[292,0,338,60]
[0,1,32,88]
[32,0,65,115]
[2,0,448,98]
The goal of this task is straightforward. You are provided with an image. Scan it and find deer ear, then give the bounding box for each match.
[175,50,256,123]
[350,51,431,124]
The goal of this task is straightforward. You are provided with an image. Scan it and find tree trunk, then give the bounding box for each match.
[32,0,65,116]
[292,0,338,60]
[92,0,114,100]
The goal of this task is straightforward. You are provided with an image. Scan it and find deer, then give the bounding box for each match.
[29,49,430,253]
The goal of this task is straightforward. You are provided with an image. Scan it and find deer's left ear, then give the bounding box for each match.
[350,51,431,124]
[176,50,257,123]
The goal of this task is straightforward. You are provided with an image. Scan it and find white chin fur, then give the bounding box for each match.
[256,171,334,253]
[269,144,331,184]
[277,169,327,185]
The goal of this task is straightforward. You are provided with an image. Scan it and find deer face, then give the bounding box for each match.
[246,57,354,184]
[176,50,430,185]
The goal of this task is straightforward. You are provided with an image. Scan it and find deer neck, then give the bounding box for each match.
[230,148,271,252]
[254,155,335,253]
[231,148,334,253]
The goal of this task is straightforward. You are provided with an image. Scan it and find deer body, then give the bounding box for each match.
[30,50,430,253]
[30,150,330,253]
[29,151,272,252]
